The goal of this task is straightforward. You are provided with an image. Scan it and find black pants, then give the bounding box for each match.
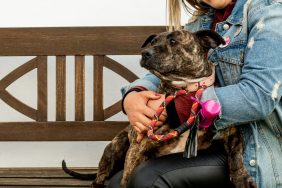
[107,142,232,188]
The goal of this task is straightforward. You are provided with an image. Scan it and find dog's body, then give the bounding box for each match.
[62,30,256,188]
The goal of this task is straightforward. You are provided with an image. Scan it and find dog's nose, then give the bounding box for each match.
[141,49,153,60]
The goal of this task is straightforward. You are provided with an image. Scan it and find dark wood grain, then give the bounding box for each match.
[0,178,92,187]
[0,27,165,56]
[0,168,97,187]
[75,55,85,121]
[0,121,128,141]
[37,56,48,121]
[0,168,97,178]
[93,55,104,121]
[56,56,66,121]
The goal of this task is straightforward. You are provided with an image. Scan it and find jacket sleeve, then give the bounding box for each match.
[201,2,282,130]
[120,72,160,97]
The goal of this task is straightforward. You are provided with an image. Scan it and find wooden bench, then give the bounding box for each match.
[0,26,165,187]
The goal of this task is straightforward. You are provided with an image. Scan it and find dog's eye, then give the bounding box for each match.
[169,39,177,46]
[151,39,157,45]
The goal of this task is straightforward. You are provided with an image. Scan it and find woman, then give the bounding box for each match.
[109,0,282,187]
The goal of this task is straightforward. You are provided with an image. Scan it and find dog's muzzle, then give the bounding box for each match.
[141,49,153,61]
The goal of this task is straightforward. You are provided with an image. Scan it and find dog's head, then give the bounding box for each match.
[140,29,225,85]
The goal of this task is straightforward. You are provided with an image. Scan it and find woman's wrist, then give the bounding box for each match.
[122,89,143,114]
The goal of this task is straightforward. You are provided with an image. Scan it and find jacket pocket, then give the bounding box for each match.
[215,40,246,85]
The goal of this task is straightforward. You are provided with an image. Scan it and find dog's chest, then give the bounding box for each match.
[156,131,189,157]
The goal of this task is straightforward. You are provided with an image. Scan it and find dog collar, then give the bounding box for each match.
[151,65,215,91]
[171,77,208,88]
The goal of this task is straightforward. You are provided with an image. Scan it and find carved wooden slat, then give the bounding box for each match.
[104,100,122,120]
[0,57,38,120]
[102,56,139,119]
[0,27,165,55]
[75,56,85,121]
[93,55,104,121]
[0,91,37,120]
[0,121,128,141]
[0,57,37,90]
[56,56,66,121]
[37,56,48,122]
[104,56,139,83]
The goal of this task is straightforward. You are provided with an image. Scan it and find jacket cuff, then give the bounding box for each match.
[121,77,159,97]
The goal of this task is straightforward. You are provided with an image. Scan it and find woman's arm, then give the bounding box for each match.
[121,73,160,96]
[202,2,282,130]
[121,73,166,141]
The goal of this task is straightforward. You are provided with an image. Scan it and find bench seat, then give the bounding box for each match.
[0,168,97,187]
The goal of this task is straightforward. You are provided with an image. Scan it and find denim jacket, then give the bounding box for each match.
[121,0,282,187]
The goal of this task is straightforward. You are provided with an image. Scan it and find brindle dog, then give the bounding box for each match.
[62,29,257,188]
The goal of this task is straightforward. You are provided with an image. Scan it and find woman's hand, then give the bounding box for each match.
[123,91,167,142]
[147,95,167,121]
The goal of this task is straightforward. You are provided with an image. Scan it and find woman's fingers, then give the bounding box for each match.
[123,90,168,135]
[158,113,167,122]
[155,121,164,127]
[134,121,148,133]
[132,124,143,134]
[143,106,157,119]
[140,91,161,100]
[136,133,144,143]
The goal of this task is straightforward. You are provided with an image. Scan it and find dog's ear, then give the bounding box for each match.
[141,34,157,48]
[195,30,225,50]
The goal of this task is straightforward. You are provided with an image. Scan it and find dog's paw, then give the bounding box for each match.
[90,182,105,188]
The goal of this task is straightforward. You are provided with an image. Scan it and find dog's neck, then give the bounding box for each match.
[158,75,208,93]
[158,82,181,94]
[156,61,214,94]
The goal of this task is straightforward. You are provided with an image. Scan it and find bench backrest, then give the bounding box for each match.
[0,26,165,141]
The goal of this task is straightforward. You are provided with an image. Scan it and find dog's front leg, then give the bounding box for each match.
[92,127,130,187]
[120,140,150,188]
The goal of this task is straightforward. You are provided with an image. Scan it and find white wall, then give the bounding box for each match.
[1,0,190,27]
[0,0,190,167]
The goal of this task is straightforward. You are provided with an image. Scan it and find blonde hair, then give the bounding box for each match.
[167,0,182,31]
[166,0,208,31]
